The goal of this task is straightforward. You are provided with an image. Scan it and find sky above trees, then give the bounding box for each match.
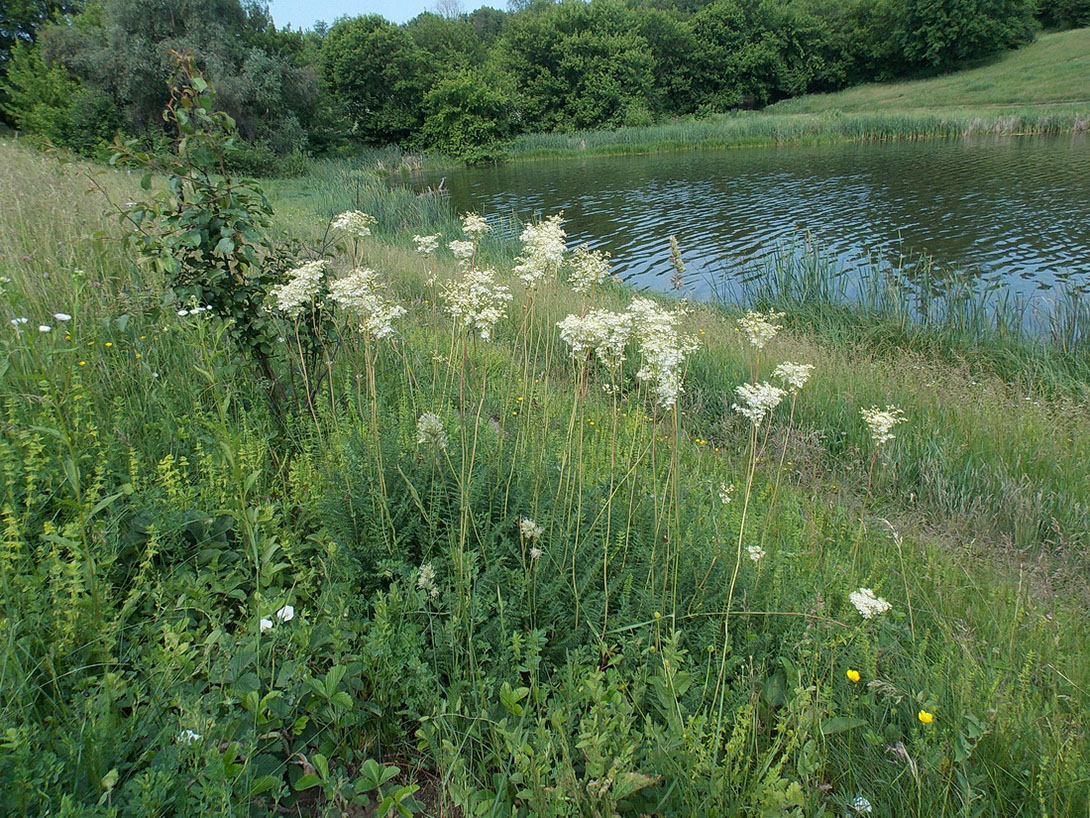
[268,0,491,30]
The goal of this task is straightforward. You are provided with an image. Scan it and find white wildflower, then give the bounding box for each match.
[269,260,327,320]
[178,729,202,744]
[736,310,785,350]
[10,317,28,326]
[860,405,906,447]
[556,309,632,371]
[331,210,377,239]
[260,618,274,632]
[773,361,813,393]
[627,297,698,409]
[416,412,448,451]
[449,239,476,268]
[276,604,295,623]
[53,313,72,321]
[732,381,787,427]
[417,563,439,599]
[38,325,51,333]
[718,482,735,504]
[518,517,543,543]
[461,212,491,240]
[568,244,611,294]
[513,214,566,288]
[850,588,891,620]
[413,234,440,256]
[529,546,543,561]
[442,268,512,342]
[746,545,766,563]
[327,268,406,340]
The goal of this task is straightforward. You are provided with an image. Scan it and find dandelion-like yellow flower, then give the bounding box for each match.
[918,710,934,725]
[846,669,861,683]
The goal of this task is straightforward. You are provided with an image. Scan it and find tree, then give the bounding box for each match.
[319,15,428,145]
[420,69,513,163]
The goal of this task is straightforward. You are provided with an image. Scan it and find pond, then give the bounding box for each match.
[414,134,1090,303]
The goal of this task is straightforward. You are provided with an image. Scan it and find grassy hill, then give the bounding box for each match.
[770,28,1090,114]
[506,29,1090,160]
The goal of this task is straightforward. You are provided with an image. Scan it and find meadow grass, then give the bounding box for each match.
[1,139,1088,816]
[502,29,1090,161]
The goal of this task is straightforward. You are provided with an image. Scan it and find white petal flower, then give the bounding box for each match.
[514,214,566,288]
[850,588,891,620]
[773,361,813,393]
[442,268,511,341]
[416,412,448,451]
[567,244,611,294]
[327,268,406,340]
[557,309,632,371]
[732,382,787,427]
[461,212,491,239]
[53,313,72,321]
[518,518,543,543]
[10,317,28,326]
[530,547,543,560]
[260,618,274,632]
[860,405,906,447]
[38,325,51,332]
[626,298,698,409]
[736,310,784,350]
[746,544,766,562]
[269,260,328,320]
[331,210,377,239]
[178,729,202,744]
[413,234,440,256]
[276,604,294,623]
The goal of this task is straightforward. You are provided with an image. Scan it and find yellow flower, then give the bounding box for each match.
[78,360,86,366]
[104,342,112,347]
[918,710,934,725]
[846,669,861,683]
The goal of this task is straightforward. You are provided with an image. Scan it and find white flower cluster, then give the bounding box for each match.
[773,361,813,393]
[178,729,203,745]
[270,260,327,320]
[442,268,512,341]
[732,381,787,427]
[557,309,632,371]
[514,213,567,288]
[327,268,406,340]
[331,210,377,239]
[518,517,544,543]
[737,310,785,350]
[860,405,906,446]
[416,412,448,451]
[568,244,612,294]
[461,212,491,240]
[628,297,699,409]
[746,544,766,563]
[417,563,439,599]
[449,239,476,268]
[718,482,735,504]
[849,588,892,620]
[413,234,440,256]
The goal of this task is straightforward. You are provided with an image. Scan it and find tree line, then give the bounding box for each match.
[2,0,1086,167]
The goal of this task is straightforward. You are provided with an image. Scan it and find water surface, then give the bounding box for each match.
[416,135,1090,300]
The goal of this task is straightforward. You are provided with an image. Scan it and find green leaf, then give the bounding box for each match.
[821,716,868,736]
[140,173,152,190]
[294,774,321,791]
[499,682,529,716]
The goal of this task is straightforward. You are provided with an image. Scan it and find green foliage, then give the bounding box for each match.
[420,70,513,164]
[111,58,292,412]
[319,15,428,146]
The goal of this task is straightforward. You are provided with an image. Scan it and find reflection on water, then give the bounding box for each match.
[415,134,1090,300]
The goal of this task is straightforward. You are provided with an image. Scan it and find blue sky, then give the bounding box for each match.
[268,0,494,30]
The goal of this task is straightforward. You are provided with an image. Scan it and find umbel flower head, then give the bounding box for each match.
[416,412,448,451]
[518,517,544,543]
[449,239,476,268]
[442,268,512,341]
[773,361,814,393]
[270,260,328,320]
[331,210,377,240]
[413,234,440,256]
[860,405,906,447]
[746,544,766,563]
[732,381,787,427]
[627,297,699,409]
[567,244,611,294]
[461,212,491,240]
[557,309,633,371]
[327,268,406,340]
[515,213,566,289]
[736,310,785,350]
[850,587,892,620]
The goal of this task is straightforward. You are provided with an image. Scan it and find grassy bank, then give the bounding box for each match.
[503,29,1090,161]
[1,140,1088,816]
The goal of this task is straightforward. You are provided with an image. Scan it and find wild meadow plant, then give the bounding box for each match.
[3,91,1090,814]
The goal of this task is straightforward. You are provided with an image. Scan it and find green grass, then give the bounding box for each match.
[1,139,1088,816]
[503,29,1090,161]
[770,28,1090,113]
